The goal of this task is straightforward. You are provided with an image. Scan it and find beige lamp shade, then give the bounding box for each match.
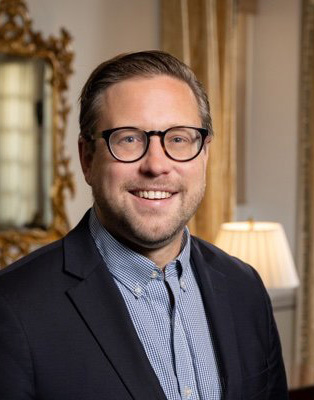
[214,221,299,289]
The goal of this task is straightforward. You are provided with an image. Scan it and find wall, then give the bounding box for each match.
[27,0,160,227]
[236,0,300,256]
[236,0,301,381]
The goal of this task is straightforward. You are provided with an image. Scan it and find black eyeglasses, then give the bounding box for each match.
[86,126,209,163]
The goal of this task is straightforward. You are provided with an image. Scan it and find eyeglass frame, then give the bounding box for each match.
[83,126,210,163]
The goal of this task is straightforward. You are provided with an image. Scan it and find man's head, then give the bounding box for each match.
[79,51,212,262]
[79,50,212,141]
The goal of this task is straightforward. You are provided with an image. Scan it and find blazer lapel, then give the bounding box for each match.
[63,213,167,400]
[190,238,242,400]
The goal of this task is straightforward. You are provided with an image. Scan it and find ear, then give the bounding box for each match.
[78,135,93,186]
[202,135,212,162]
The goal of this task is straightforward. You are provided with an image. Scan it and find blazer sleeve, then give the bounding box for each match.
[264,290,289,399]
[249,266,289,400]
[0,293,35,399]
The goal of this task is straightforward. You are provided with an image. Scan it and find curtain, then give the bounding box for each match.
[161,0,237,242]
[293,0,314,386]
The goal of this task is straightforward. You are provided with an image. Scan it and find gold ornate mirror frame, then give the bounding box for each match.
[0,0,74,268]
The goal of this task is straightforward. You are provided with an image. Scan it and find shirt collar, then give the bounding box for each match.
[89,207,191,298]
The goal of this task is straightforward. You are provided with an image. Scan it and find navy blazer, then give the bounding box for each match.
[0,212,288,399]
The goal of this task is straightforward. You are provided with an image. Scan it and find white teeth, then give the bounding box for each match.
[135,191,172,199]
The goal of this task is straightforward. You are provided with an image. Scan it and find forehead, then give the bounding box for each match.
[97,75,201,129]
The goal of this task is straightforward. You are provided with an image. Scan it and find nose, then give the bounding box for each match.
[139,136,172,176]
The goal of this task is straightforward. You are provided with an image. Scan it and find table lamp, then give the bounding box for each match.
[214,221,299,290]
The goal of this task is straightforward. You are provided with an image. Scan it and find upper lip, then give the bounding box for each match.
[130,188,175,193]
[131,190,175,199]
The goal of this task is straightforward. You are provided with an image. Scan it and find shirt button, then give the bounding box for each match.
[151,270,158,279]
[180,278,186,290]
[183,387,192,399]
[134,284,142,296]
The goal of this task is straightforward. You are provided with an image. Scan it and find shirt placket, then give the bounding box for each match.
[166,270,199,400]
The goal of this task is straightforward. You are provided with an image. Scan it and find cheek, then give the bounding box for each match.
[90,160,128,195]
[89,156,108,191]
[199,157,208,183]
[182,160,207,189]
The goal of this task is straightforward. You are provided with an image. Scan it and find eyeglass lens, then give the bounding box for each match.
[109,127,203,162]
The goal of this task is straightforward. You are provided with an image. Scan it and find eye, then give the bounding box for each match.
[167,135,189,145]
[169,136,189,143]
[122,136,137,143]
[119,134,144,145]
[166,131,192,145]
[111,129,145,146]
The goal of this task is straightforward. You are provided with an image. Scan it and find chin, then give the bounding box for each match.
[94,199,188,248]
[127,222,185,249]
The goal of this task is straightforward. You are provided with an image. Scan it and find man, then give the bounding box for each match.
[0,51,288,399]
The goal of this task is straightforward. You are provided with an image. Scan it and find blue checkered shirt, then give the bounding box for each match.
[89,208,222,400]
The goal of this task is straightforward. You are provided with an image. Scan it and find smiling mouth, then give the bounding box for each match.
[132,190,173,200]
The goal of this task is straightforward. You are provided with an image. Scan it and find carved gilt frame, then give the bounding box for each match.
[0,0,74,268]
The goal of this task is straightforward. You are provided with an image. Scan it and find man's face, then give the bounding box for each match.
[80,75,209,251]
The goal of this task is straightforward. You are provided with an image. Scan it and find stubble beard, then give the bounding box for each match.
[92,182,206,250]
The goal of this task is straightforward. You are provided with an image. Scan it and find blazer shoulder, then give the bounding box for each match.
[190,235,263,284]
[0,238,64,296]
[0,211,95,298]
[190,235,272,330]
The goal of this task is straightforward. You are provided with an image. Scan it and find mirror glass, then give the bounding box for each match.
[0,55,53,230]
[0,0,74,268]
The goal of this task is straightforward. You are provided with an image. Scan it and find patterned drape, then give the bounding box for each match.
[161,0,237,242]
[294,0,314,386]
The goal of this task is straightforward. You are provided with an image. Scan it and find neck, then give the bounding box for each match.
[93,206,185,269]
[138,234,183,269]
[107,228,184,269]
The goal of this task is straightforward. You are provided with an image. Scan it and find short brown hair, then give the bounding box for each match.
[79,50,212,139]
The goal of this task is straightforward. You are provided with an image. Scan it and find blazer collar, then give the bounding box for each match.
[190,237,242,400]
[63,211,167,400]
